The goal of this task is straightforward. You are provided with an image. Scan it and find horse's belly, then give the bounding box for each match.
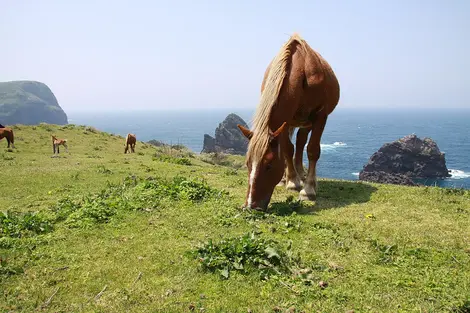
[290,107,314,128]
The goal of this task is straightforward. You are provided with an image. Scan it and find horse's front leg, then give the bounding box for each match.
[294,127,311,184]
[300,114,327,201]
[283,133,302,191]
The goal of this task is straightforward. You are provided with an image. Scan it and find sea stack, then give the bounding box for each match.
[359,134,450,186]
[201,113,249,155]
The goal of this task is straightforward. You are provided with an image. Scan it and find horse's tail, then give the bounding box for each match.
[248,33,305,160]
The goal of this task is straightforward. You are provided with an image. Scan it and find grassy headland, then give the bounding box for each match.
[1,124,469,312]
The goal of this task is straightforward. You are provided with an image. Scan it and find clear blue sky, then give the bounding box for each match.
[1,0,469,112]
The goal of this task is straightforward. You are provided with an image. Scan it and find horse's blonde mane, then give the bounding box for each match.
[247,33,306,162]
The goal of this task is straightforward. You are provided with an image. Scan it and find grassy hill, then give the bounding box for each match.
[0,81,68,125]
[1,124,470,312]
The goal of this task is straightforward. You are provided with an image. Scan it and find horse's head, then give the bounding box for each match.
[238,122,288,211]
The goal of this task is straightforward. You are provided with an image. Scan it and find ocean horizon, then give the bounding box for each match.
[67,107,470,189]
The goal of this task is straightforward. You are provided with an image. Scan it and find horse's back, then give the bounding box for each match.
[298,41,340,115]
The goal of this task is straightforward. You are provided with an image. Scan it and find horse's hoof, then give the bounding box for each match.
[286,180,301,191]
[299,189,316,201]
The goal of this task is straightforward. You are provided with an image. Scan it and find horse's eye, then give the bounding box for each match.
[266,163,272,171]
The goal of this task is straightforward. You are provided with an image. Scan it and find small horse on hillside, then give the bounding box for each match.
[237,33,340,211]
[124,133,136,153]
[52,135,68,154]
[0,127,15,148]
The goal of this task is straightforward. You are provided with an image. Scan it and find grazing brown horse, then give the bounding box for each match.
[237,33,340,210]
[0,127,15,148]
[52,135,68,154]
[124,133,136,153]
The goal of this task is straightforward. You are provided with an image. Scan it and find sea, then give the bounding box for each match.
[68,107,470,189]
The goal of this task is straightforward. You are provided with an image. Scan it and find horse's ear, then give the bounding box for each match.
[271,122,288,139]
[237,124,253,140]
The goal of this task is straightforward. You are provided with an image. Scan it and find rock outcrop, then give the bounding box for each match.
[201,113,249,155]
[359,134,450,186]
[359,171,417,186]
[202,134,216,153]
[0,81,68,125]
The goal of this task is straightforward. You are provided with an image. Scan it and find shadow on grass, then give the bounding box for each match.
[268,180,378,216]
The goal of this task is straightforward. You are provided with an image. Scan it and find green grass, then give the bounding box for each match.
[1,124,470,312]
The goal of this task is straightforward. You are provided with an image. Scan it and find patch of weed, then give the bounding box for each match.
[50,175,224,229]
[141,176,226,202]
[153,154,192,166]
[199,153,242,169]
[0,211,53,238]
[190,232,294,280]
[65,197,117,228]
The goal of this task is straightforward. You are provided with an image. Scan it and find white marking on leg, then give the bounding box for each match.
[247,161,257,208]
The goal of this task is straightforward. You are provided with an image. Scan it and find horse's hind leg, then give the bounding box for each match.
[300,114,327,201]
[294,127,311,183]
[131,144,135,153]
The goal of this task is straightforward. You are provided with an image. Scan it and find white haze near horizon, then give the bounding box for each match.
[1,0,469,113]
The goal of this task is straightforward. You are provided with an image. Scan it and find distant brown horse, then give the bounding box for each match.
[237,33,340,210]
[0,127,15,148]
[52,135,68,154]
[124,133,136,153]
